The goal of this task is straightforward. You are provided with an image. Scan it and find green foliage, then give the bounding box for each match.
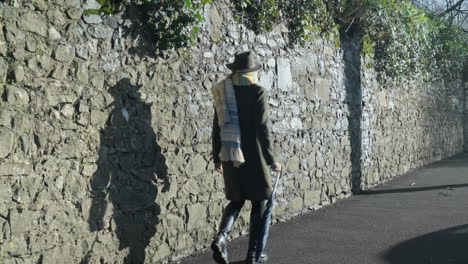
[97,0,123,14]
[358,0,467,81]
[144,0,211,52]
[83,0,123,15]
[233,0,282,32]
[233,0,466,82]
[429,18,468,80]
[84,0,211,53]
[361,34,374,56]
[83,0,466,81]
[233,0,338,43]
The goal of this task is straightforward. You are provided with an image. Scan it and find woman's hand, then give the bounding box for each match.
[215,163,223,173]
[271,162,282,172]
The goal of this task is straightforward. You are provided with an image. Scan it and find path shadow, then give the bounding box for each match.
[360,183,468,195]
[340,25,363,193]
[423,152,468,169]
[85,78,169,263]
[383,224,468,264]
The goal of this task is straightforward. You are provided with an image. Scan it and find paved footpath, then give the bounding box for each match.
[180,153,468,264]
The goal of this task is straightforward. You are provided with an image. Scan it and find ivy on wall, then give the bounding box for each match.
[357,0,467,81]
[86,0,211,52]
[232,0,338,43]
[233,0,467,82]
[86,0,466,82]
[145,0,211,51]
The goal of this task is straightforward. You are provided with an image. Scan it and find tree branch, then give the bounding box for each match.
[439,0,465,16]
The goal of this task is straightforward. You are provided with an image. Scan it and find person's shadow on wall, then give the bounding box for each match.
[85,78,169,263]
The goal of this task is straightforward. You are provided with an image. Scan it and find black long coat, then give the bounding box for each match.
[212,84,276,201]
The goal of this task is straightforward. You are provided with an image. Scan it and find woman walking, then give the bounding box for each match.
[211,51,281,264]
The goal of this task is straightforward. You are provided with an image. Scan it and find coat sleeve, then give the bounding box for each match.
[212,108,221,163]
[255,87,276,165]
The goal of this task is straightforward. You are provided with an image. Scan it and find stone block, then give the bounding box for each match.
[83,14,103,24]
[0,58,7,83]
[60,104,75,118]
[76,63,89,84]
[298,177,311,190]
[90,110,107,126]
[88,25,114,39]
[48,27,62,41]
[18,12,47,37]
[257,35,267,44]
[164,214,184,234]
[277,58,293,91]
[27,55,54,77]
[6,86,29,105]
[259,70,274,90]
[290,117,303,130]
[289,197,304,212]
[0,181,12,202]
[267,58,276,68]
[291,54,318,77]
[286,156,300,172]
[26,40,37,52]
[185,154,207,176]
[20,134,30,154]
[12,47,25,61]
[41,244,75,264]
[378,91,387,108]
[0,162,33,176]
[104,16,119,29]
[47,7,67,26]
[5,25,26,46]
[29,232,60,253]
[64,0,82,8]
[13,66,24,83]
[76,46,89,60]
[45,90,79,106]
[55,138,86,159]
[67,8,82,20]
[0,216,11,242]
[186,203,206,230]
[54,45,75,63]
[0,110,12,128]
[9,209,40,236]
[182,179,200,195]
[152,242,171,262]
[304,82,315,101]
[83,0,101,10]
[316,152,325,168]
[12,115,33,131]
[315,78,330,101]
[267,39,277,48]
[0,236,28,257]
[304,190,321,207]
[51,64,69,80]
[0,128,14,159]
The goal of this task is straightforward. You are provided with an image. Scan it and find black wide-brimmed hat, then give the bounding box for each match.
[226,51,262,72]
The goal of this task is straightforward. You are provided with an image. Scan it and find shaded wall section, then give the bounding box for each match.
[464,65,468,152]
[340,25,362,193]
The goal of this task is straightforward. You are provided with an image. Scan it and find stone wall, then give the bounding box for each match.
[0,1,465,263]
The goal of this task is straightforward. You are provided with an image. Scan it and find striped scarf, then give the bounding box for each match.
[212,72,258,167]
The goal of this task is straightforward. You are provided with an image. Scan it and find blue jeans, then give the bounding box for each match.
[217,200,267,259]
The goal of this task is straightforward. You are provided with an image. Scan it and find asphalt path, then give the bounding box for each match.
[180,152,468,264]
